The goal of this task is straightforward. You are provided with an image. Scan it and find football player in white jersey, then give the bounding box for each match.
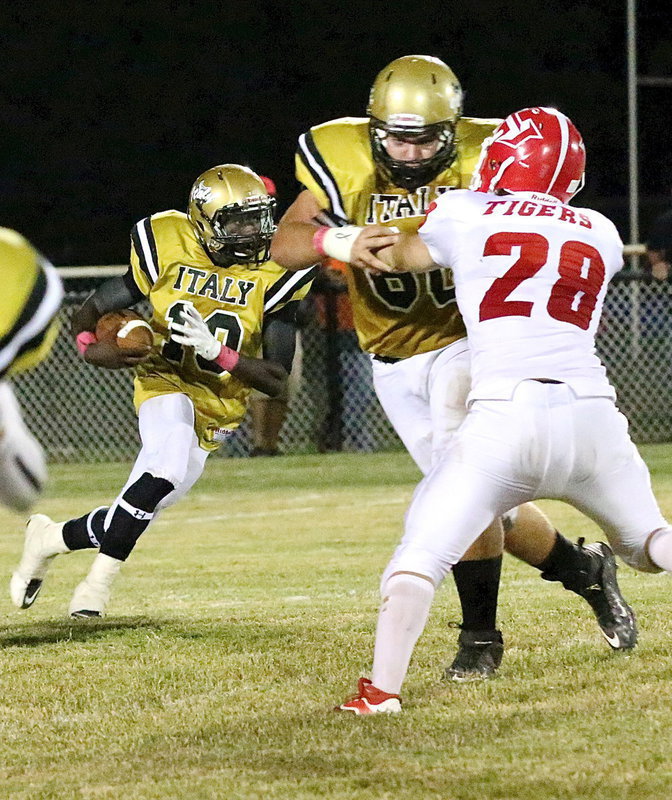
[272,56,637,680]
[322,107,672,713]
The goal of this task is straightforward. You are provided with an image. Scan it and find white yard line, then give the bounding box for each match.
[151,496,407,528]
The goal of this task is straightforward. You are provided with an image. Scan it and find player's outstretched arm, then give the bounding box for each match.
[314,225,436,274]
[271,190,328,270]
[170,306,288,398]
[71,277,151,370]
[378,233,438,273]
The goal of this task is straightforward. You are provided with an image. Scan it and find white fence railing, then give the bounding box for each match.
[16,244,667,463]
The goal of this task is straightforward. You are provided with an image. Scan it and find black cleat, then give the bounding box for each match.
[576,541,637,650]
[444,629,504,682]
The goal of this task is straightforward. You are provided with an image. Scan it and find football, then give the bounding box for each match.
[95,309,153,350]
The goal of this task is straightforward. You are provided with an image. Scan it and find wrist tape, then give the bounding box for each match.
[312,225,364,263]
[76,331,98,355]
[214,345,240,372]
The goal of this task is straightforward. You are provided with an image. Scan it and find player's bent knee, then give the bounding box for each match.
[381,545,451,593]
[643,527,672,573]
[612,534,665,574]
[140,457,190,489]
[125,472,176,510]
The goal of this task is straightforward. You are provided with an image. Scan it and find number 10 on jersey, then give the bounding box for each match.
[163,301,244,374]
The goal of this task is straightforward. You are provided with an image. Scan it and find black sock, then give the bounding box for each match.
[452,555,502,631]
[538,532,596,592]
[100,473,174,562]
[62,507,109,550]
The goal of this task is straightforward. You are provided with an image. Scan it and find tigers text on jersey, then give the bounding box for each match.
[296,116,500,358]
[0,227,63,378]
[418,190,623,403]
[128,210,315,450]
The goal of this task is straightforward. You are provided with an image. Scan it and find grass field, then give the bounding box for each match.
[1,448,672,799]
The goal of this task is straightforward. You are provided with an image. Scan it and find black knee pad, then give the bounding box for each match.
[100,473,175,561]
[124,472,175,511]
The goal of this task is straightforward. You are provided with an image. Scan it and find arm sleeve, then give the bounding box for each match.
[261,312,297,373]
[92,275,145,314]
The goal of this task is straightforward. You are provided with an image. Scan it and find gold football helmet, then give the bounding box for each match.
[187,164,276,267]
[367,55,463,190]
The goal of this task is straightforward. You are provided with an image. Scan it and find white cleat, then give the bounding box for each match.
[69,553,122,618]
[10,514,69,609]
[69,579,110,618]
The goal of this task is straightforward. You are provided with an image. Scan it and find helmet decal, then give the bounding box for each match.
[190,179,214,205]
[491,113,544,150]
[472,107,586,204]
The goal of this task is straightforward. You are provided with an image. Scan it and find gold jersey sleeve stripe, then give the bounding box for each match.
[297,131,347,219]
[0,260,63,377]
[9,319,60,377]
[263,265,317,313]
[131,217,160,285]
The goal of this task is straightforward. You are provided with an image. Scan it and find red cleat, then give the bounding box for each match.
[336,678,402,715]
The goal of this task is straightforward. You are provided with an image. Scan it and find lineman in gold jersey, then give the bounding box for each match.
[11,165,315,617]
[271,55,637,677]
[0,228,63,512]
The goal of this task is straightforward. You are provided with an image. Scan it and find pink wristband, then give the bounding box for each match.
[214,345,240,372]
[76,330,98,355]
[312,226,329,257]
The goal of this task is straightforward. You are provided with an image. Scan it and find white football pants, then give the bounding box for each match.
[371,338,471,473]
[386,380,668,585]
[104,393,209,529]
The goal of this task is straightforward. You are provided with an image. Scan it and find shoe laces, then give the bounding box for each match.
[342,677,372,704]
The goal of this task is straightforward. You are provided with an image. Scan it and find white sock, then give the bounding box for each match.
[371,572,435,695]
[646,527,672,572]
[87,553,123,588]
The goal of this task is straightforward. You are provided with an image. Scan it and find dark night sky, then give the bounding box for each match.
[1,0,671,265]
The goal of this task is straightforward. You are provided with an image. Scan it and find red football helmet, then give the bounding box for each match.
[471,107,585,203]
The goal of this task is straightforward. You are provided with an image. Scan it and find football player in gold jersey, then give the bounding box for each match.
[271,55,637,677]
[0,228,63,512]
[11,165,315,617]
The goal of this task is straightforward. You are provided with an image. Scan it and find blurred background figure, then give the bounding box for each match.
[0,228,63,512]
[248,175,311,456]
[646,189,672,281]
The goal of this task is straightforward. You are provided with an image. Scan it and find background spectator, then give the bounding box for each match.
[646,192,672,281]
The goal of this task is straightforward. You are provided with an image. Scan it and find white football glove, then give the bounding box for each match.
[170,305,221,361]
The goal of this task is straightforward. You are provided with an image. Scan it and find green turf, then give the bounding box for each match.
[1,448,672,799]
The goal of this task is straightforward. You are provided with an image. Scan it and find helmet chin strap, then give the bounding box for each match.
[566,174,585,200]
[487,156,515,193]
